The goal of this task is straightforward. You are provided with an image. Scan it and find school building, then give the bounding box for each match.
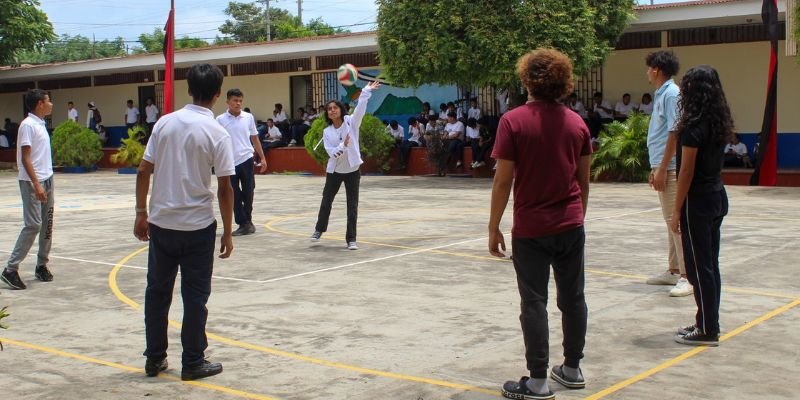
[0,0,798,171]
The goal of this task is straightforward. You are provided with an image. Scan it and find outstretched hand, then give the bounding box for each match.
[366,81,381,91]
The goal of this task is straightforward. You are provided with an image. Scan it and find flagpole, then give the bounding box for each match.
[163,0,175,115]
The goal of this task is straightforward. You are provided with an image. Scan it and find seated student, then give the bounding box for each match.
[420,102,436,121]
[273,103,289,133]
[438,103,448,121]
[588,92,613,138]
[447,101,464,121]
[723,133,752,168]
[467,99,482,121]
[465,117,481,166]
[288,107,310,146]
[398,117,423,170]
[261,118,285,153]
[567,92,588,122]
[471,117,495,168]
[387,120,404,146]
[614,93,637,121]
[639,93,654,115]
[96,124,108,146]
[443,111,465,168]
[0,131,9,148]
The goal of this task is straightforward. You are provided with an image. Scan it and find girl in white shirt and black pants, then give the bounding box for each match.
[311,81,381,250]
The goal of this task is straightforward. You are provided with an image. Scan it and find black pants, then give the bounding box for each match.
[144,221,216,368]
[446,139,464,165]
[680,188,728,336]
[512,227,587,378]
[315,170,360,243]
[398,140,419,167]
[588,116,613,138]
[230,158,255,226]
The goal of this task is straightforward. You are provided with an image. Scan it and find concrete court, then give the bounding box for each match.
[0,169,798,400]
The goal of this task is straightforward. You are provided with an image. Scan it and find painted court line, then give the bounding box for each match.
[108,250,501,397]
[584,297,800,399]
[0,337,279,400]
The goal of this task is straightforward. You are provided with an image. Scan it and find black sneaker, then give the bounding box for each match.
[310,231,322,242]
[675,328,719,346]
[1,270,26,290]
[676,323,696,336]
[501,376,555,400]
[145,357,168,377]
[35,265,53,282]
[551,365,585,389]
[243,223,256,235]
[181,360,223,381]
[231,225,247,236]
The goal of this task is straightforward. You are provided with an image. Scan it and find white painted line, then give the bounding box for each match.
[0,250,264,283]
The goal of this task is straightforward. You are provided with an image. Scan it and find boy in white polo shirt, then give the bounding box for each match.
[134,64,235,381]
[2,89,55,290]
[216,89,267,236]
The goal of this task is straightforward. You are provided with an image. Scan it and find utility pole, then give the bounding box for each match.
[297,0,302,24]
[257,0,272,41]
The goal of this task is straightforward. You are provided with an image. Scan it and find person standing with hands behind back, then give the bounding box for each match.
[134,63,235,381]
[489,49,591,400]
[670,65,732,347]
[310,80,381,250]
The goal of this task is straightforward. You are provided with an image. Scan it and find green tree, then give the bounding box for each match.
[219,1,348,43]
[376,0,635,87]
[16,34,126,64]
[0,0,55,65]
[133,28,209,54]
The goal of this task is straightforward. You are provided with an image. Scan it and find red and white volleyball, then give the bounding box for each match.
[337,63,358,86]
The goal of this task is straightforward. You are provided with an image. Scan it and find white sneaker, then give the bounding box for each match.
[646,271,679,286]
[456,161,462,168]
[476,161,485,167]
[470,161,477,169]
[669,277,693,297]
[347,241,358,250]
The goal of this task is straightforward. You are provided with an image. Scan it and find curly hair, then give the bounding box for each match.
[645,50,680,77]
[516,48,574,102]
[675,65,734,146]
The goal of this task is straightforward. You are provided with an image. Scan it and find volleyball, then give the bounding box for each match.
[337,63,358,86]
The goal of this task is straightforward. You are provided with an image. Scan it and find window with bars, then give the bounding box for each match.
[94,71,155,86]
[158,65,228,81]
[573,67,603,108]
[0,82,35,94]
[316,52,379,70]
[38,77,92,90]
[615,31,662,50]
[312,71,339,107]
[231,58,311,76]
[669,22,786,47]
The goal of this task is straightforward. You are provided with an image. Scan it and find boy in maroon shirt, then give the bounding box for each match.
[489,49,592,400]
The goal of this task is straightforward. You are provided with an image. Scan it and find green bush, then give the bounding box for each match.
[51,120,103,168]
[591,112,651,182]
[110,125,146,167]
[304,113,395,172]
[0,305,8,351]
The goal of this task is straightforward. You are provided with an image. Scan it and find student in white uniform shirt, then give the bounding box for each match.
[310,81,382,250]
[388,120,404,145]
[444,112,466,168]
[614,93,637,121]
[216,88,267,236]
[144,97,159,139]
[124,99,140,130]
[134,64,234,381]
[1,89,55,291]
[639,93,654,115]
[67,101,79,122]
[467,99,482,121]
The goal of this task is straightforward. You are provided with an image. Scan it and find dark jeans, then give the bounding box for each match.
[231,157,255,226]
[315,170,360,243]
[262,140,287,155]
[144,221,216,368]
[589,116,613,138]
[398,140,419,167]
[446,139,464,164]
[680,188,728,336]
[512,226,587,378]
[289,124,309,145]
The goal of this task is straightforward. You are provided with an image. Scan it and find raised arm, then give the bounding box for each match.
[348,81,381,137]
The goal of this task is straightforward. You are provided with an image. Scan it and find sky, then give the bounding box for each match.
[38,0,682,46]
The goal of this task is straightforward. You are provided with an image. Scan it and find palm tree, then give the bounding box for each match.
[591,112,651,182]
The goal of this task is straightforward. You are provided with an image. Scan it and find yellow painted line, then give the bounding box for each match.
[109,246,148,310]
[110,249,501,397]
[1,337,279,400]
[584,297,800,399]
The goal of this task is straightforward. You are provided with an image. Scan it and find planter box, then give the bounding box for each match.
[117,167,138,174]
[62,165,97,173]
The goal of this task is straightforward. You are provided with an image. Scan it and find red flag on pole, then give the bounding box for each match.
[162,1,175,115]
[751,0,779,186]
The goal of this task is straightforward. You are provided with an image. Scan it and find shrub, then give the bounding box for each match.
[51,120,103,168]
[304,113,395,172]
[0,306,8,351]
[591,112,651,182]
[110,125,146,167]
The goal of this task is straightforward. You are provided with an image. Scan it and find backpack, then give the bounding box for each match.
[93,109,102,124]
